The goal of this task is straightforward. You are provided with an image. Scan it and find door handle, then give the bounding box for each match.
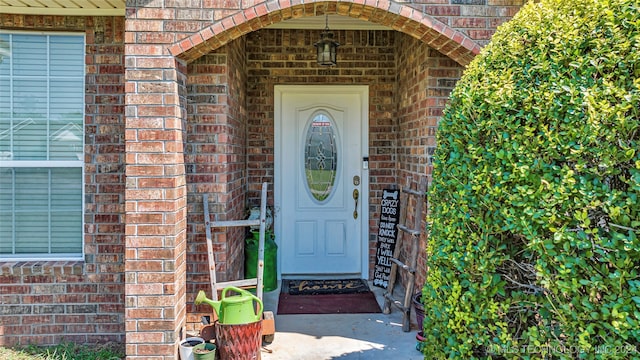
[353,189,359,219]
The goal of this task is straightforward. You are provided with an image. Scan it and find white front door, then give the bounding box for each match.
[275,85,369,277]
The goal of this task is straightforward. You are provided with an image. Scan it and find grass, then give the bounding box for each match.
[0,342,124,360]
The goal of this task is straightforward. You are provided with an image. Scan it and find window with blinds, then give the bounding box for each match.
[0,32,84,260]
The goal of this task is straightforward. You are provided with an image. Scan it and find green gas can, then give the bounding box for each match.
[245,230,278,292]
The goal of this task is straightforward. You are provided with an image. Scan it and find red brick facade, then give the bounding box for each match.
[184,39,249,328]
[0,15,126,346]
[0,0,524,357]
[395,36,464,287]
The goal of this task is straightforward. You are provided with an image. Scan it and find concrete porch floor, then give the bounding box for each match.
[259,281,424,360]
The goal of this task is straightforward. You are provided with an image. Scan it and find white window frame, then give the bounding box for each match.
[0,30,85,261]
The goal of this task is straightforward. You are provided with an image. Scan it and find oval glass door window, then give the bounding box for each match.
[304,113,337,202]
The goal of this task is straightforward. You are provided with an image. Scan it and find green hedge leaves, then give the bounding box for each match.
[422,0,639,358]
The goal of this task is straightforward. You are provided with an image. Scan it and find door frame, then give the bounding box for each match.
[274,85,370,279]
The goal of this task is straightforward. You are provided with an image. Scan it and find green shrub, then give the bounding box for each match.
[422,0,639,358]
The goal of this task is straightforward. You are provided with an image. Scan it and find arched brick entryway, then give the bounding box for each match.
[169,0,482,339]
[124,1,488,359]
[167,0,482,301]
[168,2,481,66]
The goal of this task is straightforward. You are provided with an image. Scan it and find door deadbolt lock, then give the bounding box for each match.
[353,175,360,186]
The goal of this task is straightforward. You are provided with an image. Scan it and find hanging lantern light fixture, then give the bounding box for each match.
[314,14,340,66]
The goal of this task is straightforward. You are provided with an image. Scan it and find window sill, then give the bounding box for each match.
[0,260,84,276]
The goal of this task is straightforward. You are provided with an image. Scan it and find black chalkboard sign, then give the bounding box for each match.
[373,189,401,288]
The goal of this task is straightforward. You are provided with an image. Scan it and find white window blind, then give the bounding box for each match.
[0,32,84,260]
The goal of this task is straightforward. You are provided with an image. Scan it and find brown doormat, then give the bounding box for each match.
[285,278,371,295]
[277,291,382,315]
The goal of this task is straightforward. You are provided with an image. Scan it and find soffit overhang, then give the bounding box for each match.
[0,0,125,16]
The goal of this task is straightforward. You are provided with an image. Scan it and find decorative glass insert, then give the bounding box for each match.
[304,113,337,202]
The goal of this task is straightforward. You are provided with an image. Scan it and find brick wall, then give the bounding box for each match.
[223,36,249,288]
[123,2,192,357]
[0,15,126,346]
[409,0,524,45]
[184,38,248,332]
[395,34,464,289]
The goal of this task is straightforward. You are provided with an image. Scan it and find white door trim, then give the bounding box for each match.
[274,85,369,279]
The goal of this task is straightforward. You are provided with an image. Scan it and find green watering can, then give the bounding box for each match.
[195,286,263,325]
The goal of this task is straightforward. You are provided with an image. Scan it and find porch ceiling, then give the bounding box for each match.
[0,0,125,16]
